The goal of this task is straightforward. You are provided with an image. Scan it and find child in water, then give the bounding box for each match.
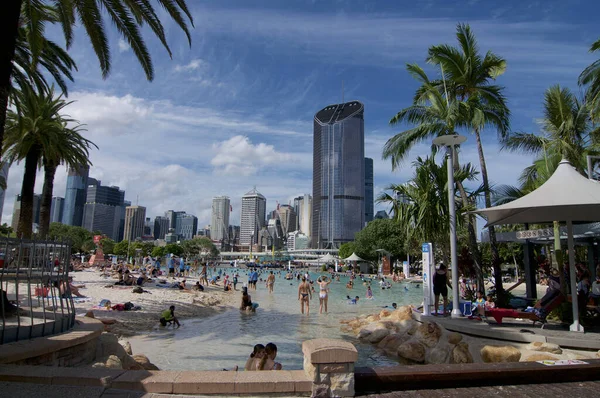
[366,285,373,299]
[244,344,265,370]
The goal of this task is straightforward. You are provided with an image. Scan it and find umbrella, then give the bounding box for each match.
[343,252,364,262]
[470,159,600,332]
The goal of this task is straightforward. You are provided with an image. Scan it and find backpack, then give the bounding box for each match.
[132,286,144,294]
[124,302,134,311]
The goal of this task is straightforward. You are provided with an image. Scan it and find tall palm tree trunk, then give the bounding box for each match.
[0,0,22,164]
[455,180,485,292]
[474,128,505,301]
[39,160,57,238]
[17,147,40,239]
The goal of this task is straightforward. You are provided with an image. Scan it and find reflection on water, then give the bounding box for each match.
[129,269,422,370]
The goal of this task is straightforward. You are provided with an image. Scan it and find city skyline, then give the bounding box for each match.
[0,1,597,237]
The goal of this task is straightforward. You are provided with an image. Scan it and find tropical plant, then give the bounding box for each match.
[3,85,82,238]
[0,0,194,183]
[579,38,600,122]
[352,218,408,262]
[501,85,597,292]
[48,222,94,253]
[425,23,510,299]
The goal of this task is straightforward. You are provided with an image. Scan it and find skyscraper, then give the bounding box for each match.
[278,204,297,235]
[82,181,125,240]
[50,197,65,223]
[11,194,41,231]
[124,205,146,241]
[364,157,374,224]
[295,194,312,236]
[211,196,230,243]
[312,101,365,248]
[176,213,198,240]
[240,187,266,246]
[62,165,90,226]
[0,164,9,221]
[153,216,170,240]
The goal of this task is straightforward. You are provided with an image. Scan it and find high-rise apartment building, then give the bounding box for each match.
[62,165,90,226]
[82,181,125,241]
[144,217,153,237]
[153,216,170,240]
[312,101,365,248]
[0,164,9,220]
[240,187,266,246]
[124,205,146,241]
[50,197,65,223]
[364,157,374,224]
[176,213,198,240]
[277,204,297,235]
[294,194,312,236]
[211,196,230,243]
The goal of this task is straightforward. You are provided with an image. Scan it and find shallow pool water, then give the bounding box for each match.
[129,268,422,371]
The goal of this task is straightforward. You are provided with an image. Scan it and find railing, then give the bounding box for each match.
[0,237,74,344]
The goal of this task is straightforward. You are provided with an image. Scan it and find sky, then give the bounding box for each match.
[2,0,599,233]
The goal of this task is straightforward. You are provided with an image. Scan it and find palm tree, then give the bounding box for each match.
[0,0,194,181]
[3,85,88,239]
[579,38,600,122]
[425,23,510,299]
[38,121,96,238]
[384,66,487,292]
[502,85,597,292]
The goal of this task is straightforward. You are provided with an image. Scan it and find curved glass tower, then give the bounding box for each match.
[312,101,365,248]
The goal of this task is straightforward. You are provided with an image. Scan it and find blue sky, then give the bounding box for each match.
[3,0,599,231]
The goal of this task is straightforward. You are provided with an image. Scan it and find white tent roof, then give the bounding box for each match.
[318,253,335,262]
[344,252,364,262]
[472,160,600,227]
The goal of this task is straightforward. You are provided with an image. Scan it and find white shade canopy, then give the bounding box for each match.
[472,160,600,227]
[318,253,336,263]
[470,159,600,333]
[344,252,364,262]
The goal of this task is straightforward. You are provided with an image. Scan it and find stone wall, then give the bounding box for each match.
[9,335,98,367]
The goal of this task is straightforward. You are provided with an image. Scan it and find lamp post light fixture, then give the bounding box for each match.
[433,134,467,318]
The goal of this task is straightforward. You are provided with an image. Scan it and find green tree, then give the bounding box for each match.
[502,85,597,292]
[100,238,115,255]
[181,237,219,258]
[425,23,511,299]
[579,38,600,122]
[338,242,356,260]
[152,246,167,258]
[3,85,78,238]
[0,223,14,236]
[0,0,194,185]
[113,240,130,257]
[353,219,407,262]
[164,243,183,257]
[47,222,93,253]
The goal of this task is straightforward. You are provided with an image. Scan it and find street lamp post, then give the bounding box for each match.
[433,134,467,318]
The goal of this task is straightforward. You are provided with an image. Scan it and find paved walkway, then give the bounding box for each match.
[360,380,600,397]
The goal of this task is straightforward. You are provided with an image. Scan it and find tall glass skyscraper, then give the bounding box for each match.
[211,196,230,243]
[82,181,125,240]
[62,165,89,226]
[312,101,365,248]
[364,157,374,224]
[240,188,266,246]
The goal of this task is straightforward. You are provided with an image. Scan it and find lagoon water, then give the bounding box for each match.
[129,268,422,370]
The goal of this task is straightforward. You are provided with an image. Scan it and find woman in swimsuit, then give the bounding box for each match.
[317,276,331,314]
[298,277,312,315]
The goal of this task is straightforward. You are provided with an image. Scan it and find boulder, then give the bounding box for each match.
[481,345,521,363]
[597,350,600,359]
[120,341,133,355]
[121,354,144,370]
[397,341,426,363]
[522,353,559,362]
[526,342,562,355]
[366,327,390,344]
[450,342,473,364]
[96,333,128,361]
[366,314,381,323]
[104,355,122,369]
[390,306,413,321]
[357,323,380,340]
[447,332,463,345]
[133,354,159,370]
[394,319,418,335]
[379,309,391,318]
[414,322,442,348]
[427,347,450,364]
[377,333,411,355]
[85,311,95,318]
[91,362,106,368]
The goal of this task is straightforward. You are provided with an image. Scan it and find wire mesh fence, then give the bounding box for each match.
[0,237,74,344]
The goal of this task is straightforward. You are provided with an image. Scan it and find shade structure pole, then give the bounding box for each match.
[447,147,461,318]
[567,220,584,332]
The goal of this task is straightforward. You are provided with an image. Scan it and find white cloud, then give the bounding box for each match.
[118,38,130,53]
[174,59,205,72]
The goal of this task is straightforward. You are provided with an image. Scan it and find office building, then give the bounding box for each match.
[62,165,90,226]
[144,217,153,237]
[154,216,170,240]
[82,181,125,240]
[278,204,297,235]
[50,197,64,223]
[11,194,41,231]
[124,205,146,241]
[365,157,374,223]
[165,210,185,230]
[118,200,130,241]
[312,101,365,248]
[240,187,266,246]
[294,194,312,236]
[211,196,230,243]
[176,213,198,240]
[229,225,240,245]
[0,164,8,220]
[374,210,389,220]
[287,231,309,250]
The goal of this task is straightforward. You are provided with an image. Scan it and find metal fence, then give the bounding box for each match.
[0,237,74,344]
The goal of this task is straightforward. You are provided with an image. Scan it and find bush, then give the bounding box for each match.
[321,264,327,272]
